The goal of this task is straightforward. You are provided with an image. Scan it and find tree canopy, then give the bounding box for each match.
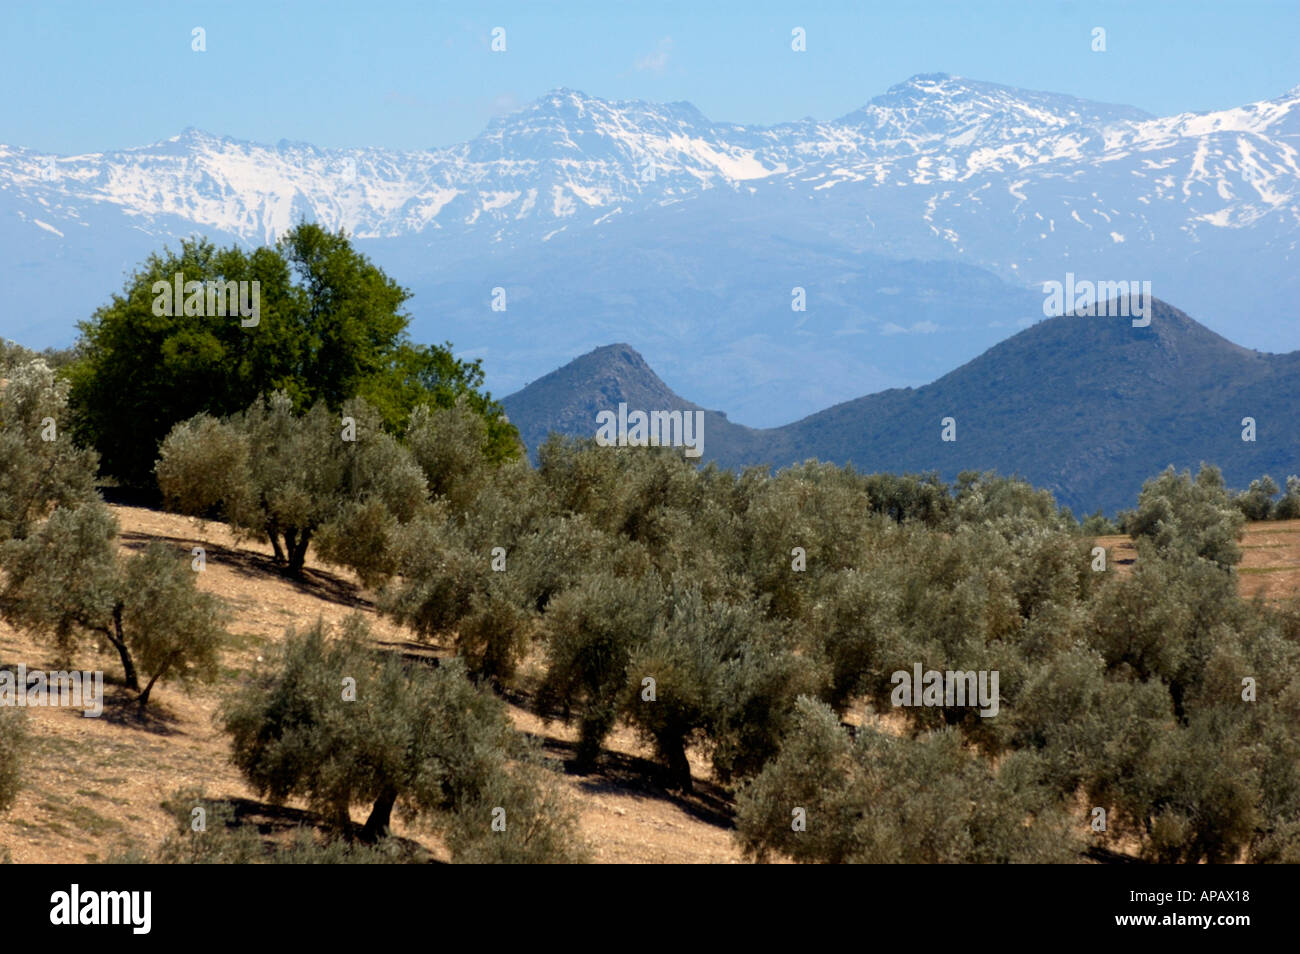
[65,222,517,485]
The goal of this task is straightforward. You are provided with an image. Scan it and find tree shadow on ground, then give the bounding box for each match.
[98,683,186,735]
[1084,843,1144,864]
[211,796,437,862]
[519,728,736,831]
[119,530,373,611]
[0,656,182,735]
[370,636,447,670]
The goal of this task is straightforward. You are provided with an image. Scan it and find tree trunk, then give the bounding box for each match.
[287,530,311,577]
[267,524,286,564]
[137,672,161,709]
[575,711,612,773]
[361,787,398,842]
[108,604,140,692]
[661,734,694,793]
[1170,681,1187,725]
[335,806,355,840]
[137,651,179,709]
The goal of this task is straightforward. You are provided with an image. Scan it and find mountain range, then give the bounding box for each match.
[503,300,1300,516]
[3,74,1299,426]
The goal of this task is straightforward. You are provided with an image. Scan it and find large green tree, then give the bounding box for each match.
[66,223,516,485]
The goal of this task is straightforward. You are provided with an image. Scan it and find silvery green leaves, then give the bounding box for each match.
[220,616,586,861]
[735,697,1077,864]
[0,501,225,708]
[157,392,428,582]
[0,357,98,543]
[0,705,27,814]
[1129,464,1245,569]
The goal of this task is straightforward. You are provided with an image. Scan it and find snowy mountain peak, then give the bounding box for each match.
[1,74,1297,258]
[843,72,1153,149]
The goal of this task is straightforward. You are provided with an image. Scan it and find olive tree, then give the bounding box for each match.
[221,616,586,861]
[404,398,497,514]
[735,697,1076,863]
[1129,464,1245,568]
[0,359,98,543]
[1275,476,1300,520]
[536,570,664,770]
[157,392,428,579]
[622,586,812,790]
[1235,475,1279,521]
[380,458,639,682]
[0,707,27,813]
[0,502,226,706]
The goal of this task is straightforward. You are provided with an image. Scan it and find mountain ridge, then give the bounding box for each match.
[5,73,1299,425]
[503,299,1300,514]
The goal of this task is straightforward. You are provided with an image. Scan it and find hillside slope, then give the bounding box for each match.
[0,505,741,864]
[4,503,1296,863]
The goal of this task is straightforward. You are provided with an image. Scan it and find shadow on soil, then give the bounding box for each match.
[119,529,372,611]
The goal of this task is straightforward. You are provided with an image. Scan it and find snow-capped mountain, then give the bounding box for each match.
[0,75,1197,242]
[3,74,1298,425]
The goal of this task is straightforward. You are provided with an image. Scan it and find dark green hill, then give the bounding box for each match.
[501,343,767,465]
[504,300,1300,514]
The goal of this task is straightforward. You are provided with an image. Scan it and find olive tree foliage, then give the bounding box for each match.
[808,562,905,717]
[404,397,501,513]
[142,417,1284,865]
[1275,475,1300,520]
[1085,550,1242,719]
[861,471,952,527]
[221,616,587,861]
[620,586,812,791]
[951,470,1076,533]
[0,358,98,543]
[379,450,647,683]
[738,462,875,621]
[0,707,27,813]
[1129,464,1245,568]
[535,570,665,770]
[141,791,415,863]
[156,392,428,580]
[1,339,76,372]
[1235,475,1279,521]
[0,502,226,706]
[735,697,1077,863]
[1230,473,1300,522]
[999,543,1300,863]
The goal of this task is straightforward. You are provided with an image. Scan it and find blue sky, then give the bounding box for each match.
[5,0,1299,153]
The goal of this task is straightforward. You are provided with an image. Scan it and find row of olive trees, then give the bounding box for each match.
[146,380,1298,864]
[2,356,585,861]
[1230,473,1300,521]
[736,463,1300,863]
[359,435,1297,863]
